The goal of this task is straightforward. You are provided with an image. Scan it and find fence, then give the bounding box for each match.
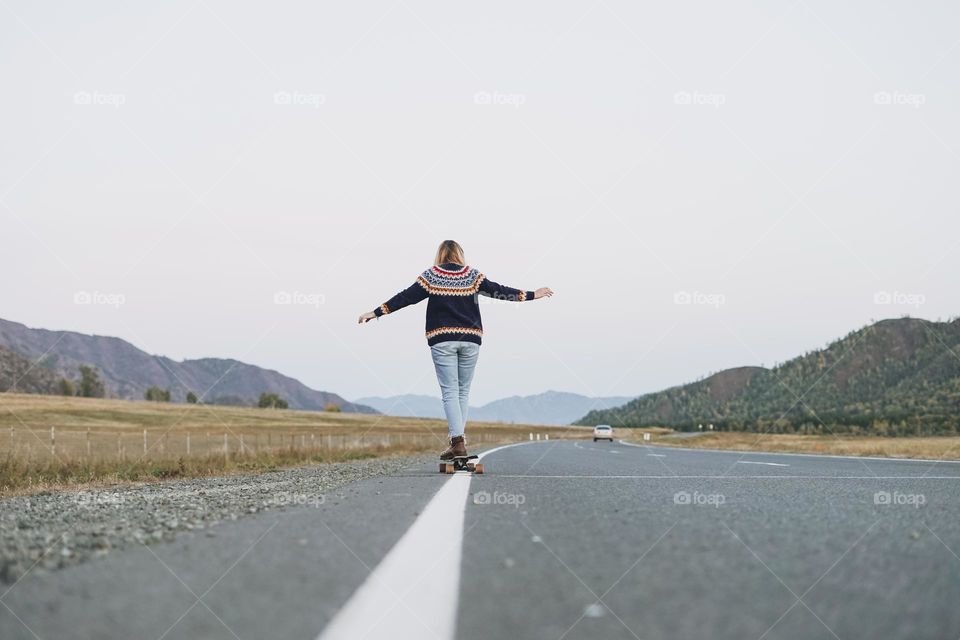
[0,426,525,462]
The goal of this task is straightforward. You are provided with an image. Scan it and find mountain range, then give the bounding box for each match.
[357,391,634,425]
[577,317,960,436]
[0,318,376,413]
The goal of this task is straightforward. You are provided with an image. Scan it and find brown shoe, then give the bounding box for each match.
[440,435,467,460]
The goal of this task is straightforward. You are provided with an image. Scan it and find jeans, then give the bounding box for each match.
[430,341,480,438]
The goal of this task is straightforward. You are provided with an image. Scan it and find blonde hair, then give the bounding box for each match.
[434,240,465,266]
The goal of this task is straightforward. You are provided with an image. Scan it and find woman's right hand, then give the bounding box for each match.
[534,287,554,299]
[358,311,376,324]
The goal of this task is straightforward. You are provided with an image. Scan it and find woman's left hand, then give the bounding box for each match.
[358,311,376,324]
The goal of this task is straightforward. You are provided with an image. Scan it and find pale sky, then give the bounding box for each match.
[2,1,958,405]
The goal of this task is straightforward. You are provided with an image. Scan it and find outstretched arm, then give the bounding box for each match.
[358,281,428,323]
[478,277,553,302]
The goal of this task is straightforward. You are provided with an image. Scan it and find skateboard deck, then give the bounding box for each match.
[439,455,483,474]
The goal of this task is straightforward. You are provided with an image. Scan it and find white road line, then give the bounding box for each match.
[737,461,789,467]
[496,475,960,479]
[647,454,667,458]
[572,441,606,454]
[645,443,960,465]
[316,441,539,640]
[618,439,652,448]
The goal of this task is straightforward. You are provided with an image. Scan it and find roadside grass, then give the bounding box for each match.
[0,393,584,496]
[0,445,421,497]
[623,430,960,461]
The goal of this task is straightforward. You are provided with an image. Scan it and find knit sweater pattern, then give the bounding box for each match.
[373,263,535,346]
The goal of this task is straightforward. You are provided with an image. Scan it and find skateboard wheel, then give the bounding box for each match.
[474,464,484,474]
[445,463,455,474]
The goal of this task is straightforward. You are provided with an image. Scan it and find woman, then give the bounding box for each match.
[359,240,553,460]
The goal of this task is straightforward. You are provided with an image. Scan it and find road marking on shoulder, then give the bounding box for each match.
[737,461,789,467]
[618,439,663,449]
[647,454,667,457]
[497,475,960,479]
[316,440,538,640]
[646,443,960,465]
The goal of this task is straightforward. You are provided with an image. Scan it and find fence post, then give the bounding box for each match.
[50,426,55,456]
[186,431,191,455]
[223,433,228,459]
[240,434,244,455]
[86,427,91,457]
[143,429,147,455]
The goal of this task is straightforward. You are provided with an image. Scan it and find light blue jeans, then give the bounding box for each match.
[430,341,480,438]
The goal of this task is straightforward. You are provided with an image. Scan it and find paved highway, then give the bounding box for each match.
[2,439,959,639]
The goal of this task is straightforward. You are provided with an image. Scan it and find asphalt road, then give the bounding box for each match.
[3,439,960,639]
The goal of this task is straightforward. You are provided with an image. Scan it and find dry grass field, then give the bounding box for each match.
[0,393,586,496]
[625,430,960,461]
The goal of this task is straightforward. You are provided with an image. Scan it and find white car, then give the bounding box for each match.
[593,424,614,442]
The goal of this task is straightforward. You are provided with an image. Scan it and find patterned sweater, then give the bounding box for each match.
[373,263,536,346]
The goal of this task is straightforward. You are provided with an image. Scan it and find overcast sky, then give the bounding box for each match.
[2,1,958,405]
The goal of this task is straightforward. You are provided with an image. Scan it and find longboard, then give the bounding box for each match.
[439,455,483,474]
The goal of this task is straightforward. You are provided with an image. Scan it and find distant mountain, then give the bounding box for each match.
[472,391,635,425]
[0,345,63,395]
[0,318,376,413]
[358,390,634,425]
[356,394,448,419]
[577,318,960,436]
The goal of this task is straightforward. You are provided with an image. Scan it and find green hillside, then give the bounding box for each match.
[577,318,960,436]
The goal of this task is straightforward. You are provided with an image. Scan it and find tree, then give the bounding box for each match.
[186,391,198,404]
[258,392,288,409]
[58,378,75,396]
[77,366,105,398]
[145,386,171,402]
[324,403,342,413]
